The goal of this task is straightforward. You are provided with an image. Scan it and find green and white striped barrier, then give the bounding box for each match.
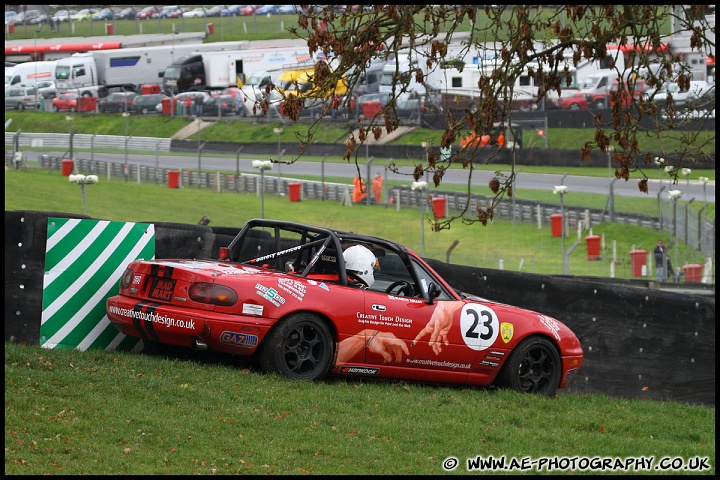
[40,218,155,351]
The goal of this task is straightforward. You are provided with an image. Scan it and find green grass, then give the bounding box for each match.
[4,341,715,475]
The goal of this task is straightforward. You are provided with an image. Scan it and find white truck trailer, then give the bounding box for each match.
[54,42,248,97]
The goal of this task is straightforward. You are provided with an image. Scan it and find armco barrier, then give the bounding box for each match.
[5,211,715,406]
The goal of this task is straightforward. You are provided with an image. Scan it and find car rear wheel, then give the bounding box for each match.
[569,103,580,110]
[18,103,25,111]
[141,107,149,114]
[258,312,334,381]
[498,335,561,396]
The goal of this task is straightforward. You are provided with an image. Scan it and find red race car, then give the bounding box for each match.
[106,219,583,395]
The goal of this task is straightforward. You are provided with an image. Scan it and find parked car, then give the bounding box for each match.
[548,91,590,110]
[92,8,118,21]
[70,8,99,22]
[52,93,79,112]
[5,11,17,26]
[5,85,39,110]
[255,5,280,15]
[105,218,584,396]
[29,13,51,24]
[204,94,240,116]
[98,92,138,113]
[9,9,42,25]
[239,5,261,16]
[152,6,182,19]
[205,5,228,17]
[183,7,207,18]
[52,9,77,23]
[28,80,57,99]
[133,93,167,114]
[135,6,161,20]
[644,80,709,109]
[221,5,244,16]
[685,83,715,111]
[277,5,299,15]
[116,7,137,20]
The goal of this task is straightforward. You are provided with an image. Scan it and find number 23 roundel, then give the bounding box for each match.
[459,304,500,351]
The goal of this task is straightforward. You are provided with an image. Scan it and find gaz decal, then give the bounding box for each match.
[460,303,499,351]
[220,331,259,349]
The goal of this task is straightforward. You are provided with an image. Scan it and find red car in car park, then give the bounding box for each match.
[106,218,584,396]
[52,93,79,112]
[135,6,161,20]
[548,91,590,110]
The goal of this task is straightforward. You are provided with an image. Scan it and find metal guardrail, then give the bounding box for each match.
[5,132,171,153]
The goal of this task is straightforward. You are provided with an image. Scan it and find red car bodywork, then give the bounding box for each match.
[52,93,79,111]
[106,219,583,395]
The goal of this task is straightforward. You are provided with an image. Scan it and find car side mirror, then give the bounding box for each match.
[426,282,441,304]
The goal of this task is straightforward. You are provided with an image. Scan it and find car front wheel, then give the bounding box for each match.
[258,312,334,381]
[498,335,561,396]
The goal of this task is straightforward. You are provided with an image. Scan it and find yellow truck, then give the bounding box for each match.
[276,65,348,100]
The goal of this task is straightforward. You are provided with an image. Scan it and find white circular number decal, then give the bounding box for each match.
[460,304,499,351]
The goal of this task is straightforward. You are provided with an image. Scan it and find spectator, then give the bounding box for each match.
[236,95,249,116]
[194,95,203,117]
[184,95,192,116]
[653,239,668,281]
[497,131,505,148]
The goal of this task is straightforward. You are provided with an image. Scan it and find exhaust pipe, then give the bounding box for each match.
[191,339,208,351]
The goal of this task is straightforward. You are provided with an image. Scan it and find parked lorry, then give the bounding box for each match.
[162,47,314,95]
[53,42,248,98]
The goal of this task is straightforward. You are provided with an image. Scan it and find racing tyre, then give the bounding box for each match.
[259,312,334,381]
[141,107,149,114]
[498,335,561,396]
[593,100,606,109]
[569,103,580,110]
[18,103,25,111]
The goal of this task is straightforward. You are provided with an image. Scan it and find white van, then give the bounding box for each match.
[378,54,426,101]
[5,61,57,88]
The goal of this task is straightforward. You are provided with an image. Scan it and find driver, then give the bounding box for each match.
[343,245,379,289]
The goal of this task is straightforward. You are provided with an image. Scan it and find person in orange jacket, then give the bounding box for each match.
[372,172,383,205]
[352,175,367,203]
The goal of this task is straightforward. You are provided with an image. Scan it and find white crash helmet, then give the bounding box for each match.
[343,245,378,288]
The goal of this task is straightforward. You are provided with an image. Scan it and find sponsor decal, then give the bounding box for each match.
[340,366,379,376]
[255,283,286,306]
[356,312,413,328]
[220,331,259,349]
[538,314,561,341]
[277,278,306,301]
[148,277,175,302]
[479,360,500,368]
[405,358,471,369]
[563,368,578,384]
[500,322,514,343]
[319,282,329,291]
[388,295,422,303]
[242,303,264,316]
[132,275,142,285]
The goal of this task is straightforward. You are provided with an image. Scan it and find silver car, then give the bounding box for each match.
[5,85,40,110]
